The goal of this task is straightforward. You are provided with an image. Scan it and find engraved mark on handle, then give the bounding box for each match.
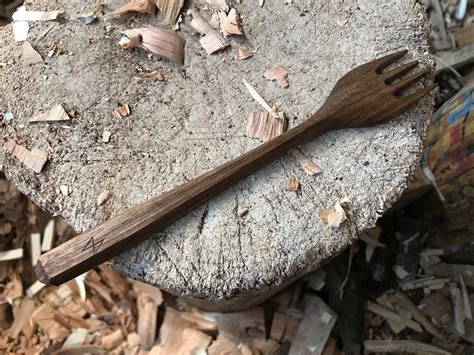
[82,237,103,253]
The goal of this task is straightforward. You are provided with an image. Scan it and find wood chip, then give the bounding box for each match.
[289,295,337,355]
[133,281,163,305]
[362,226,382,262]
[112,103,130,118]
[137,293,158,350]
[0,248,24,261]
[242,79,278,117]
[258,0,265,6]
[219,8,243,37]
[366,301,423,332]
[120,27,185,64]
[26,280,46,298]
[449,282,465,335]
[30,104,70,123]
[42,219,55,252]
[392,265,409,279]
[30,232,41,266]
[294,150,322,176]
[206,0,229,12]
[246,111,287,142]
[264,65,289,88]
[13,20,29,42]
[239,48,254,60]
[109,0,156,17]
[22,42,43,66]
[155,0,184,25]
[101,329,124,350]
[364,340,450,354]
[7,298,36,338]
[284,177,299,192]
[60,185,69,196]
[319,198,349,228]
[459,276,472,320]
[97,190,112,206]
[187,8,230,54]
[143,70,165,81]
[63,328,88,346]
[102,130,112,143]
[4,139,48,173]
[12,10,60,22]
[401,277,450,291]
[207,335,240,355]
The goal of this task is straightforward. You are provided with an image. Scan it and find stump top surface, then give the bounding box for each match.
[1,0,433,300]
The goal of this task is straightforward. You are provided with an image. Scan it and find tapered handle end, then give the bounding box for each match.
[34,259,52,285]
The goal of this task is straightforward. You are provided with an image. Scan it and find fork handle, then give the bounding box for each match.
[35,110,333,285]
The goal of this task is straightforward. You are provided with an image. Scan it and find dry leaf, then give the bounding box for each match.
[239,48,254,60]
[187,8,230,55]
[143,70,165,81]
[246,112,287,142]
[22,42,43,66]
[264,64,289,88]
[112,103,131,118]
[219,8,243,37]
[97,190,112,206]
[319,199,349,227]
[294,150,321,176]
[109,0,156,17]
[120,27,185,64]
[155,0,184,25]
[30,104,70,123]
[284,177,299,192]
[206,0,229,12]
[4,139,48,173]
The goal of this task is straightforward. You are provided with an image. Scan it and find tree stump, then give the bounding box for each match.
[0,0,434,310]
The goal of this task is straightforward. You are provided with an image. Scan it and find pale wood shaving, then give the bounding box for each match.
[242,78,278,117]
[459,275,472,320]
[12,10,60,22]
[294,149,322,176]
[246,111,287,142]
[319,199,349,228]
[376,296,406,333]
[264,64,289,88]
[97,190,112,206]
[52,345,106,354]
[143,70,165,81]
[401,277,450,291]
[63,328,88,346]
[112,103,131,118]
[137,293,158,350]
[30,104,70,123]
[59,185,69,196]
[12,7,29,41]
[449,282,465,335]
[26,280,46,298]
[362,226,382,262]
[219,8,244,37]
[392,265,409,279]
[120,27,185,64]
[109,0,156,17]
[4,139,48,173]
[22,41,43,66]
[364,340,450,354]
[41,219,55,252]
[154,0,184,25]
[359,232,386,248]
[0,248,23,261]
[239,48,254,60]
[366,301,423,332]
[206,0,229,12]
[30,232,41,266]
[102,130,112,143]
[284,177,299,192]
[187,8,230,54]
[258,0,265,6]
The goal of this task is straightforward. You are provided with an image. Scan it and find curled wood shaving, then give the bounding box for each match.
[219,8,243,37]
[284,177,299,192]
[239,48,254,60]
[242,79,278,118]
[109,0,156,17]
[246,112,287,142]
[264,64,289,88]
[4,139,48,173]
[22,42,43,66]
[30,104,70,123]
[155,0,184,25]
[187,8,230,55]
[319,198,349,227]
[143,70,165,81]
[112,103,131,118]
[120,27,185,64]
[97,190,112,206]
[294,150,321,176]
[207,0,229,12]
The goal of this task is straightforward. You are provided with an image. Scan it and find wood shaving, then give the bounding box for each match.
[109,0,156,17]
[102,130,112,143]
[137,293,158,350]
[30,104,70,123]
[143,70,165,81]
[207,0,229,12]
[246,111,287,142]
[239,48,254,60]
[120,27,185,64]
[319,198,349,228]
[284,177,299,192]
[364,340,450,354]
[172,14,183,31]
[30,233,41,266]
[112,103,131,118]
[22,42,43,66]
[264,64,289,88]
[59,185,69,196]
[237,206,248,217]
[97,190,112,206]
[449,282,465,334]
[154,0,184,25]
[187,8,230,55]
[101,329,124,350]
[42,219,55,252]
[258,0,265,6]
[366,301,423,332]
[242,79,278,118]
[12,10,60,22]
[4,139,48,173]
[0,248,24,261]
[219,8,243,37]
[294,150,322,176]
[459,275,472,320]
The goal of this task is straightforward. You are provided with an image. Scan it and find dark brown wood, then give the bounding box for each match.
[35,50,436,286]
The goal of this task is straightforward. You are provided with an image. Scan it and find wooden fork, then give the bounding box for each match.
[35,49,436,285]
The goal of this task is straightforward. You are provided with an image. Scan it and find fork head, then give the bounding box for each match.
[319,49,436,128]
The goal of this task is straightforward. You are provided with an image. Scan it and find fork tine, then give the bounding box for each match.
[391,69,429,93]
[400,83,437,107]
[383,60,419,82]
[373,49,408,72]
